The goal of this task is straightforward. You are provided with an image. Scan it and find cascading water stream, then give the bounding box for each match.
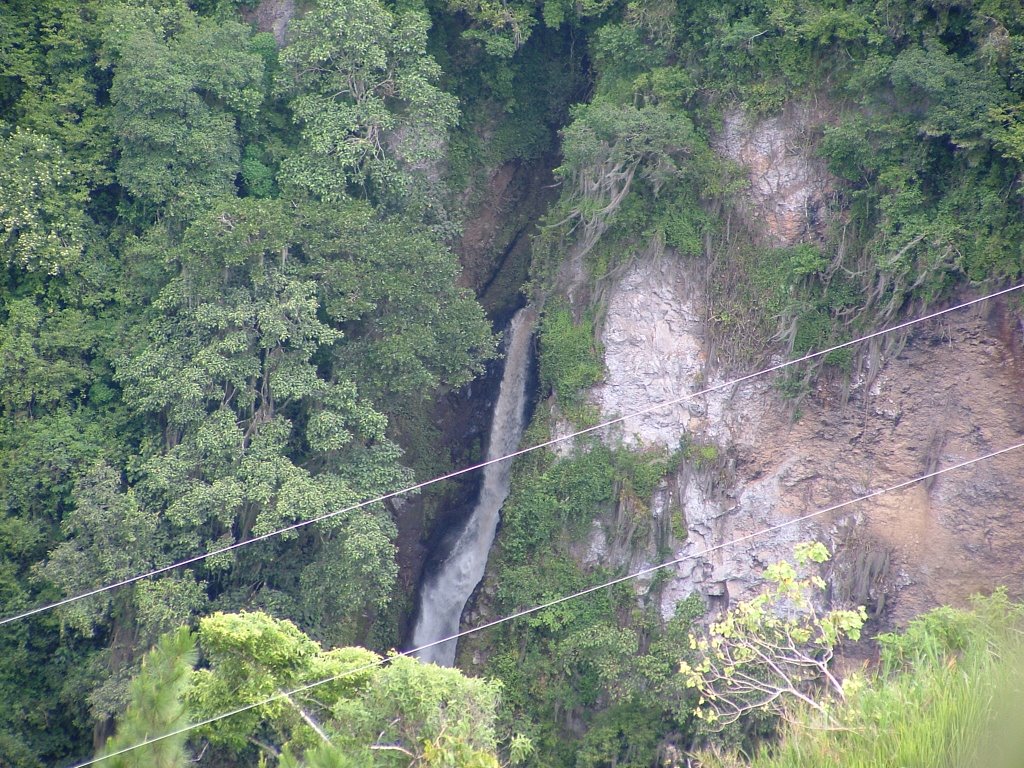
[411,306,536,666]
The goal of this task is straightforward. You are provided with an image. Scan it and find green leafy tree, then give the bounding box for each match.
[0,128,87,274]
[297,201,495,401]
[889,44,1011,153]
[0,0,112,192]
[115,198,410,641]
[277,0,459,203]
[550,101,700,257]
[38,463,163,637]
[703,592,1024,768]
[0,299,92,415]
[97,627,197,768]
[36,463,204,727]
[679,543,867,727]
[178,611,510,766]
[434,0,615,57]
[101,2,264,214]
[106,189,492,646]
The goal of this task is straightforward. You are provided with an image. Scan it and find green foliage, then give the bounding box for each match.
[0,299,95,413]
[435,17,585,223]
[726,591,1024,768]
[890,45,1010,152]
[297,513,399,648]
[484,434,701,765]
[0,0,112,194]
[702,232,867,377]
[535,66,729,284]
[575,704,663,768]
[589,22,666,102]
[537,302,603,411]
[680,544,866,727]
[278,0,459,204]
[820,107,1024,292]
[544,99,704,266]
[102,2,264,214]
[548,0,1024,388]
[5,0,1024,765]
[39,463,163,636]
[181,611,505,766]
[678,434,722,470]
[658,190,712,256]
[0,2,497,762]
[434,0,612,56]
[240,143,275,198]
[614,446,673,499]
[301,201,496,399]
[486,581,702,766]
[109,200,424,642]
[98,627,197,768]
[0,128,87,274]
[497,441,614,563]
[0,598,79,768]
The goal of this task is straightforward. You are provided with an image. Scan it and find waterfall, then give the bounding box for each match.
[411,306,536,666]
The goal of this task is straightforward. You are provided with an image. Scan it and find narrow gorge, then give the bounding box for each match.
[454,97,1024,763]
[411,307,536,665]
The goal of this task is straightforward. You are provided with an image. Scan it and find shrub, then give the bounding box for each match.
[538,302,603,409]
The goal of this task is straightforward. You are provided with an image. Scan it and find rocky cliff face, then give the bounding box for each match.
[584,104,1024,630]
[243,0,295,45]
[591,245,1024,631]
[715,103,836,247]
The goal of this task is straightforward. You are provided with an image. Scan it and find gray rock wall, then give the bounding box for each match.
[584,102,1024,627]
[592,249,1024,626]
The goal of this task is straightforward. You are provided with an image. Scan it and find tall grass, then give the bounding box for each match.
[699,591,1024,768]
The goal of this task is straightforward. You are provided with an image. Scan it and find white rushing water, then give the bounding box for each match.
[411,306,536,666]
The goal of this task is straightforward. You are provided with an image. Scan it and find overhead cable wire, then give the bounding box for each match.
[68,438,1024,768]
[5,281,1023,629]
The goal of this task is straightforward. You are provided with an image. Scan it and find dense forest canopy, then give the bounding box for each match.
[0,0,1022,765]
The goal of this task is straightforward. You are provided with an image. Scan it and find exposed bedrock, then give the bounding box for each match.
[590,238,1024,631]
[583,102,1024,628]
[715,102,836,247]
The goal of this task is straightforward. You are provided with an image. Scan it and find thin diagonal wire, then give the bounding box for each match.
[69,440,1024,768]
[4,282,1021,628]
